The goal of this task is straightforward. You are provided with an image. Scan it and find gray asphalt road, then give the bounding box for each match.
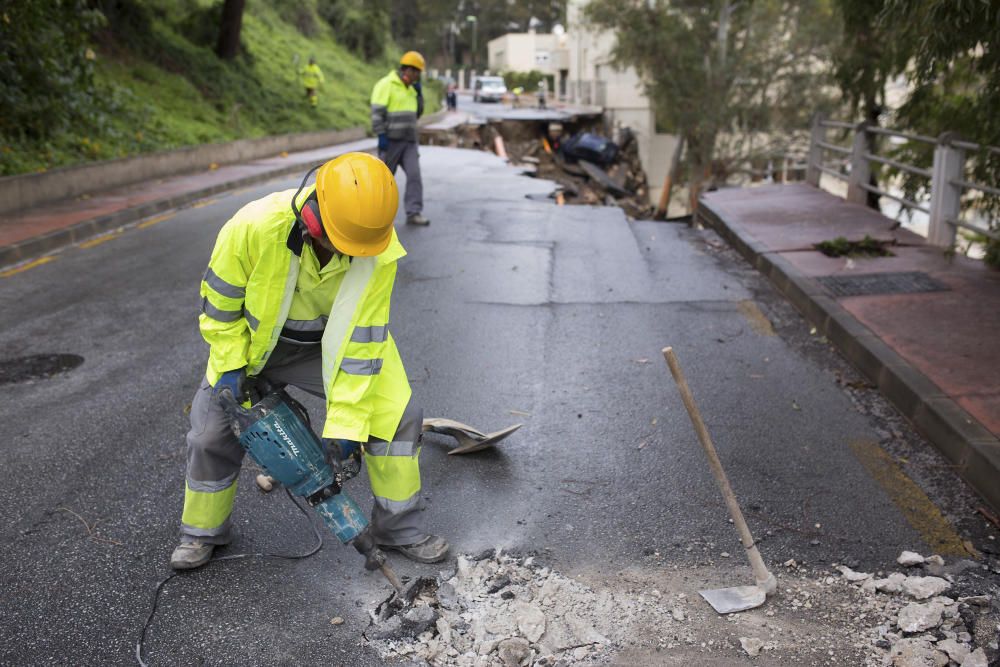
[0,146,986,665]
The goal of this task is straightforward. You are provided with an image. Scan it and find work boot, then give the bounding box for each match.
[169,540,215,570]
[381,535,449,564]
[406,213,430,226]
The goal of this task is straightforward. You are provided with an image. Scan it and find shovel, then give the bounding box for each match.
[662,347,777,614]
[422,418,522,455]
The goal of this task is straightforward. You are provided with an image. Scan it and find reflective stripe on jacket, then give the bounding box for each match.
[371,71,418,142]
[198,187,411,442]
[300,63,324,89]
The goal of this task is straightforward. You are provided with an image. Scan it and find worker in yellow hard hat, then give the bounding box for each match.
[170,152,449,570]
[299,56,325,107]
[371,51,430,226]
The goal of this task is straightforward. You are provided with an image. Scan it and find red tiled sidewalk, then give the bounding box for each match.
[0,138,375,266]
[699,183,1000,510]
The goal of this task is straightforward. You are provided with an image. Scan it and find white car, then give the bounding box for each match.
[473,76,508,103]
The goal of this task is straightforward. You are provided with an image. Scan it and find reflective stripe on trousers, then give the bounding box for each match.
[364,399,425,546]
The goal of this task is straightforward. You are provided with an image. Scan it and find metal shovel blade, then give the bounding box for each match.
[448,423,522,455]
[699,585,767,614]
[422,418,522,455]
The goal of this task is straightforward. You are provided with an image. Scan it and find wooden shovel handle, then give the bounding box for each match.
[662,347,775,592]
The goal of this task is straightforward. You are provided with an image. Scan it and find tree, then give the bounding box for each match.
[831,0,1000,260]
[0,0,107,141]
[216,0,245,60]
[389,0,566,69]
[586,0,840,208]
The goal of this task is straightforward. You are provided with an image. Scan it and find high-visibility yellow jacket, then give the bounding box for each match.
[300,63,324,89]
[370,71,418,142]
[198,187,411,442]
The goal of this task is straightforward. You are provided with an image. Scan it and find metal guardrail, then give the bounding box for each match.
[807,115,1000,246]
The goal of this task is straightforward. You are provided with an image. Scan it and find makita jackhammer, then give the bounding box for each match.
[217,386,403,593]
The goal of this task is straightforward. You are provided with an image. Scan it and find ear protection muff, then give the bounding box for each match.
[300,195,324,239]
[291,163,326,239]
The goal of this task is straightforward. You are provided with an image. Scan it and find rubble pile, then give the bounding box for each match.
[360,548,998,666]
[365,550,633,666]
[830,550,998,667]
[422,116,655,220]
[511,128,654,220]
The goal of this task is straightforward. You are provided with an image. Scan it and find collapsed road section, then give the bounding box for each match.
[422,107,654,220]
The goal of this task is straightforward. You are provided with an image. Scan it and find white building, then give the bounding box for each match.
[564,0,679,208]
[487,31,570,93]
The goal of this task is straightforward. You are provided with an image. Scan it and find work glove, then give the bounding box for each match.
[322,438,362,480]
[377,133,389,152]
[414,81,424,118]
[213,368,247,403]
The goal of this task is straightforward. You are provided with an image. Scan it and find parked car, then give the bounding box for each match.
[473,76,508,103]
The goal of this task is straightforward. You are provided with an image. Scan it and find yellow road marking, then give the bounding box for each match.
[850,440,968,556]
[737,300,776,336]
[0,256,56,277]
[192,198,218,209]
[138,213,175,229]
[79,232,122,249]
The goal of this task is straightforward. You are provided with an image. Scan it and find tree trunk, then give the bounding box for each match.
[216,0,246,60]
[863,100,883,211]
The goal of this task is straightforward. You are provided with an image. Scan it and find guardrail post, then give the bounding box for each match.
[846,122,872,205]
[806,112,825,186]
[928,132,966,247]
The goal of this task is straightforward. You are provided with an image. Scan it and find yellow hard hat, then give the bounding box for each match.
[315,152,398,257]
[400,51,426,71]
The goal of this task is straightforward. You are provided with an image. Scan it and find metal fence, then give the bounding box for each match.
[807,115,999,246]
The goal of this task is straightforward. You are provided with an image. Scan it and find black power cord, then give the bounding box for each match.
[134,488,324,666]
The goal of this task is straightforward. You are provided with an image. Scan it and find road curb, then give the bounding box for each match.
[697,203,1000,513]
[0,142,375,270]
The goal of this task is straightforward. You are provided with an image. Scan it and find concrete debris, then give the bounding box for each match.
[887,638,949,667]
[936,637,971,664]
[739,636,765,657]
[960,648,988,667]
[876,573,909,594]
[366,553,622,665]
[898,551,926,567]
[364,549,997,666]
[902,576,951,600]
[925,555,945,567]
[514,603,546,643]
[897,601,944,633]
[497,637,531,666]
[838,565,873,581]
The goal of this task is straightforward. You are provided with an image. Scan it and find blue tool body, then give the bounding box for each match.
[218,390,400,591]
[237,397,367,543]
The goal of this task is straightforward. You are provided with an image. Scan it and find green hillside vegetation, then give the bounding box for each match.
[1,0,435,177]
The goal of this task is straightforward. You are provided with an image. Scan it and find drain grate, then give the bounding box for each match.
[0,354,84,386]
[816,271,949,297]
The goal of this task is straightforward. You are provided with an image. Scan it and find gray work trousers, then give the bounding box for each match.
[181,341,426,546]
[380,140,423,217]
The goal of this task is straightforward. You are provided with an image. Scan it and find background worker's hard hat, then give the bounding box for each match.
[315,153,398,257]
[400,51,425,71]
